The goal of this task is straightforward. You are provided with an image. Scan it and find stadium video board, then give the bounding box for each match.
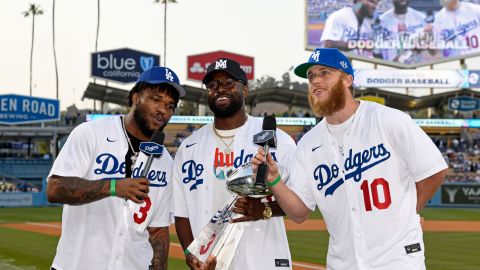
[306,0,480,67]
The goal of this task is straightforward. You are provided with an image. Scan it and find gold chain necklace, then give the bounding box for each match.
[212,127,235,154]
[212,115,248,154]
[212,127,235,139]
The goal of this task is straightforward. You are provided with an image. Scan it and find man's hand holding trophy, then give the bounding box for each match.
[186,115,288,269]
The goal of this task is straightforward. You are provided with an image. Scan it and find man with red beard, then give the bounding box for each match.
[173,58,296,269]
[245,48,447,269]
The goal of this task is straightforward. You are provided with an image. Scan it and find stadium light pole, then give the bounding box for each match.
[154,0,177,66]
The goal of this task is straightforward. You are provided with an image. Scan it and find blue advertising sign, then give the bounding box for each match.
[468,70,480,88]
[139,142,164,155]
[87,114,318,126]
[448,96,480,112]
[91,48,160,83]
[0,94,60,125]
[414,119,480,128]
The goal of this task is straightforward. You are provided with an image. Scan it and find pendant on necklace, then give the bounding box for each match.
[225,147,231,155]
[131,152,139,170]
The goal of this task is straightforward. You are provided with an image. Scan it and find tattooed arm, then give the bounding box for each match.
[47,175,150,205]
[147,226,169,270]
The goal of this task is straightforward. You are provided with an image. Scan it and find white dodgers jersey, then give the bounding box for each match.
[290,101,447,270]
[48,116,172,270]
[433,2,480,57]
[379,7,426,62]
[173,115,296,269]
[321,7,374,57]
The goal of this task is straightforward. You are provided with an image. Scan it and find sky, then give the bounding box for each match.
[1,0,478,111]
[1,0,312,110]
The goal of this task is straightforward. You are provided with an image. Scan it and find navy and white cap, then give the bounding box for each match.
[294,48,354,79]
[134,66,186,97]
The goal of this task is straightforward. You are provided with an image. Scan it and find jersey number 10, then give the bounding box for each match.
[360,178,391,211]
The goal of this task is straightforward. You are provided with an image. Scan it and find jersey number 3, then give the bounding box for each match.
[134,197,152,224]
[360,178,391,211]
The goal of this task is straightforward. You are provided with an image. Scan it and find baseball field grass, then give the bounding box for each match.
[0,206,479,269]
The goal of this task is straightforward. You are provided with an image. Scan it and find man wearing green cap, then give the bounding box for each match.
[245,48,447,269]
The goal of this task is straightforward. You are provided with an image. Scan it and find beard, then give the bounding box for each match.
[440,0,455,7]
[133,105,157,138]
[393,0,408,11]
[361,3,374,19]
[308,78,346,117]
[208,87,244,118]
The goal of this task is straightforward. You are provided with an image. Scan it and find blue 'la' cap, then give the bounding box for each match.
[135,66,186,97]
[294,48,354,79]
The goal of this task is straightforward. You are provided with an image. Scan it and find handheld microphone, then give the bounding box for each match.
[139,130,165,178]
[253,115,277,188]
[425,10,434,24]
[128,130,165,229]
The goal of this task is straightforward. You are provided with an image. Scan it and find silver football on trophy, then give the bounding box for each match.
[226,161,289,198]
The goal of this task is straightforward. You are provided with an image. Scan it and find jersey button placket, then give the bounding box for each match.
[345,155,365,270]
[345,125,368,269]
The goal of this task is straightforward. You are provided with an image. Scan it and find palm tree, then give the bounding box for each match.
[23,3,44,96]
[52,0,59,99]
[154,0,177,66]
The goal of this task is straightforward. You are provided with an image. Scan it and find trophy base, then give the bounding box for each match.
[227,183,272,198]
[226,161,276,198]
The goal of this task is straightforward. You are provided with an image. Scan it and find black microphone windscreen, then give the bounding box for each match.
[150,130,165,145]
[263,115,276,131]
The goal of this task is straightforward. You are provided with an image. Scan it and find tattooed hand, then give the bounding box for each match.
[46,176,149,205]
[115,177,149,203]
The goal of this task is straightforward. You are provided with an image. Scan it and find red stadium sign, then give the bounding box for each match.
[187,51,254,82]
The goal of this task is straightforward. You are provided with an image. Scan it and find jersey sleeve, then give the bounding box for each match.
[472,3,480,21]
[48,122,96,179]
[321,11,343,42]
[432,11,446,37]
[172,147,189,218]
[148,165,173,228]
[386,111,447,182]
[290,148,317,211]
[148,158,173,227]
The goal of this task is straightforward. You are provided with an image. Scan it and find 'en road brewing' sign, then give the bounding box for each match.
[0,94,60,125]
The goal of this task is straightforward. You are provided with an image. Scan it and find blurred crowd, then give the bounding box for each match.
[433,129,480,183]
[1,119,479,191]
[0,178,40,193]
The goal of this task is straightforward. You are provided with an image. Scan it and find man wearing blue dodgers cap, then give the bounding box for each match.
[245,48,447,269]
[47,66,188,270]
